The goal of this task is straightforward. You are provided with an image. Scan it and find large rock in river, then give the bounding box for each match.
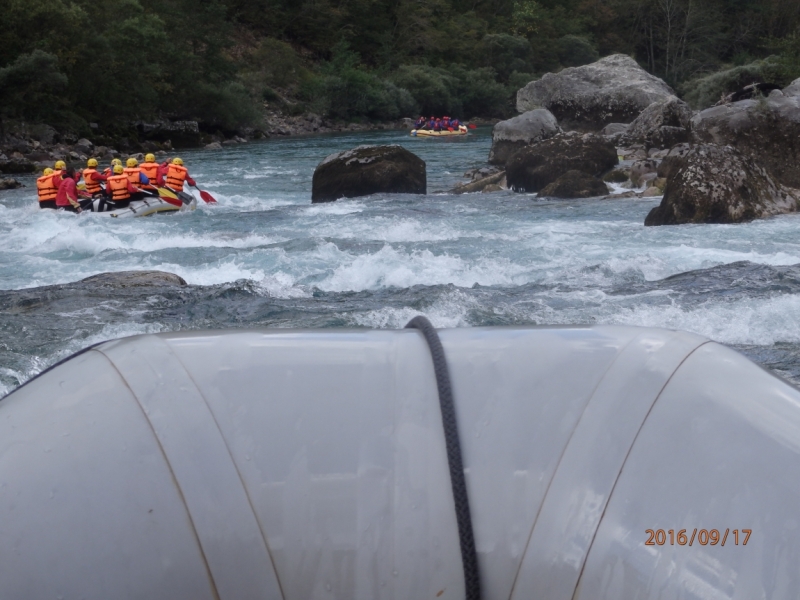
[539,170,609,198]
[488,109,560,166]
[621,97,693,149]
[506,132,618,193]
[644,144,800,226]
[692,91,800,187]
[516,54,676,130]
[80,271,187,287]
[312,145,426,203]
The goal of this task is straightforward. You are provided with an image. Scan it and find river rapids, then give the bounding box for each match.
[2,127,800,396]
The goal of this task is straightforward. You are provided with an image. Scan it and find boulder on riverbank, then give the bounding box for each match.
[621,97,693,149]
[539,170,609,198]
[692,89,800,187]
[312,145,426,203]
[80,271,188,287]
[505,132,618,193]
[516,54,676,130]
[0,178,23,190]
[488,109,560,165]
[644,144,800,226]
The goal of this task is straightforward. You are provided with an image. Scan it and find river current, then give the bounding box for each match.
[2,127,800,396]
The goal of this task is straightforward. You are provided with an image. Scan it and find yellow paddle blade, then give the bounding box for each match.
[77,183,86,191]
[156,187,178,200]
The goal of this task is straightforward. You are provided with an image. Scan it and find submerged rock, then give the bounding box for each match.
[622,97,693,149]
[451,171,506,194]
[311,145,426,203]
[505,132,618,193]
[539,170,609,198]
[516,54,676,130]
[644,144,800,226]
[692,93,800,187]
[0,178,22,190]
[79,271,187,287]
[488,109,561,165]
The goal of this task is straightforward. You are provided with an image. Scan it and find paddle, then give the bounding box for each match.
[468,123,477,129]
[190,183,217,204]
[147,187,182,207]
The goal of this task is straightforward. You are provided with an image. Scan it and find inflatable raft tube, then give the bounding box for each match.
[108,194,197,218]
[411,126,468,137]
[1,325,799,599]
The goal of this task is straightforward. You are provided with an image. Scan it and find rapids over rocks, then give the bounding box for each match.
[2,127,800,396]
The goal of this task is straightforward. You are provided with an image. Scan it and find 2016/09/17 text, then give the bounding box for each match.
[645,529,751,546]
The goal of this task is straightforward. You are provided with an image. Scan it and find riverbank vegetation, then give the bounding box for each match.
[2,0,799,137]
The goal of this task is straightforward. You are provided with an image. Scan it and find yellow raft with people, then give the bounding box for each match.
[410,125,468,137]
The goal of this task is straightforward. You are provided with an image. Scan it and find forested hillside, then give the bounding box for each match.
[2,0,799,136]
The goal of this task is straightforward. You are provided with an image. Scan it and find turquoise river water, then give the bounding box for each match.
[2,126,800,396]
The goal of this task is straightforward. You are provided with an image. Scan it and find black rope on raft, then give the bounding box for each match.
[405,315,481,600]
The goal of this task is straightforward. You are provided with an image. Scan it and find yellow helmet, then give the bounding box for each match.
[113,164,124,174]
[126,157,138,167]
[145,153,156,163]
[43,167,54,176]
[87,158,98,168]
[54,160,66,170]
[172,157,183,166]
[111,158,122,166]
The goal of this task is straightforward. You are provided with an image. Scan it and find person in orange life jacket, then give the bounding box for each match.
[123,157,151,196]
[56,168,92,213]
[102,158,123,177]
[165,157,195,192]
[140,153,162,188]
[106,164,139,208]
[83,158,109,197]
[36,167,60,209]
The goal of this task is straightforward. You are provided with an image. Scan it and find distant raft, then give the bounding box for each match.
[410,125,468,137]
[108,193,197,218]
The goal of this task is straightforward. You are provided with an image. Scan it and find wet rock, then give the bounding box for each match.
[0,178,23,190]
[506,132,618,193]
[488,109,561,165]
[312,145,426,203]
[539,170,609,198]
[0,158,36,174]
[601,123,630,137]
[205,142,223,150]
[464,166,502,181]
[617,145,647,160]
[482,184,504,193]
[692,93,800,187]
[630,159,658,187]
[516,54,676,130]
[785,78,800,97]
[134,119,202,148]
[79,271,187,287]
[641,186,662,197]
[621,97,693,149]
[603,169,629,183]
[644,144,800,226]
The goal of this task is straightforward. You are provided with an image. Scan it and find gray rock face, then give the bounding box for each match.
[516,54,676,130]
[488,109,560,165]
[692,94,800,187]
[630,159,658,187]
[622,97,693,149]
[644,144,799,226]
[0,178,22,190]
[205,142,223,150]
[539,170,609,198]
[312,145,426,203]
[79,271,187,287]
[785,78,800,97]
[506,132,618,193]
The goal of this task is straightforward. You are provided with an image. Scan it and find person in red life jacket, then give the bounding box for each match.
[433,118,442,132]
[36,168,59,209]
[106,164,139,208]
[414,116,426,130]
[451,118,461,129]
[140,153,162,188]
[83,158,109,197]
[426,116,436,130]
[165,157,195,192]
[56,168,92,213]
[442,116,451,129]
[123,157,151,195]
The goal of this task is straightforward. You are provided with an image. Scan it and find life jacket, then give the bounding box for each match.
[140,162,159,183]
[83,168,103,194]
[107,174,131,201]
[36,173,58,202]
[124,167,143,188]
[166,163,189,191]
[442,118,450,128]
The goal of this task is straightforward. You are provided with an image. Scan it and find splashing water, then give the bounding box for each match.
[2,127,800,395]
